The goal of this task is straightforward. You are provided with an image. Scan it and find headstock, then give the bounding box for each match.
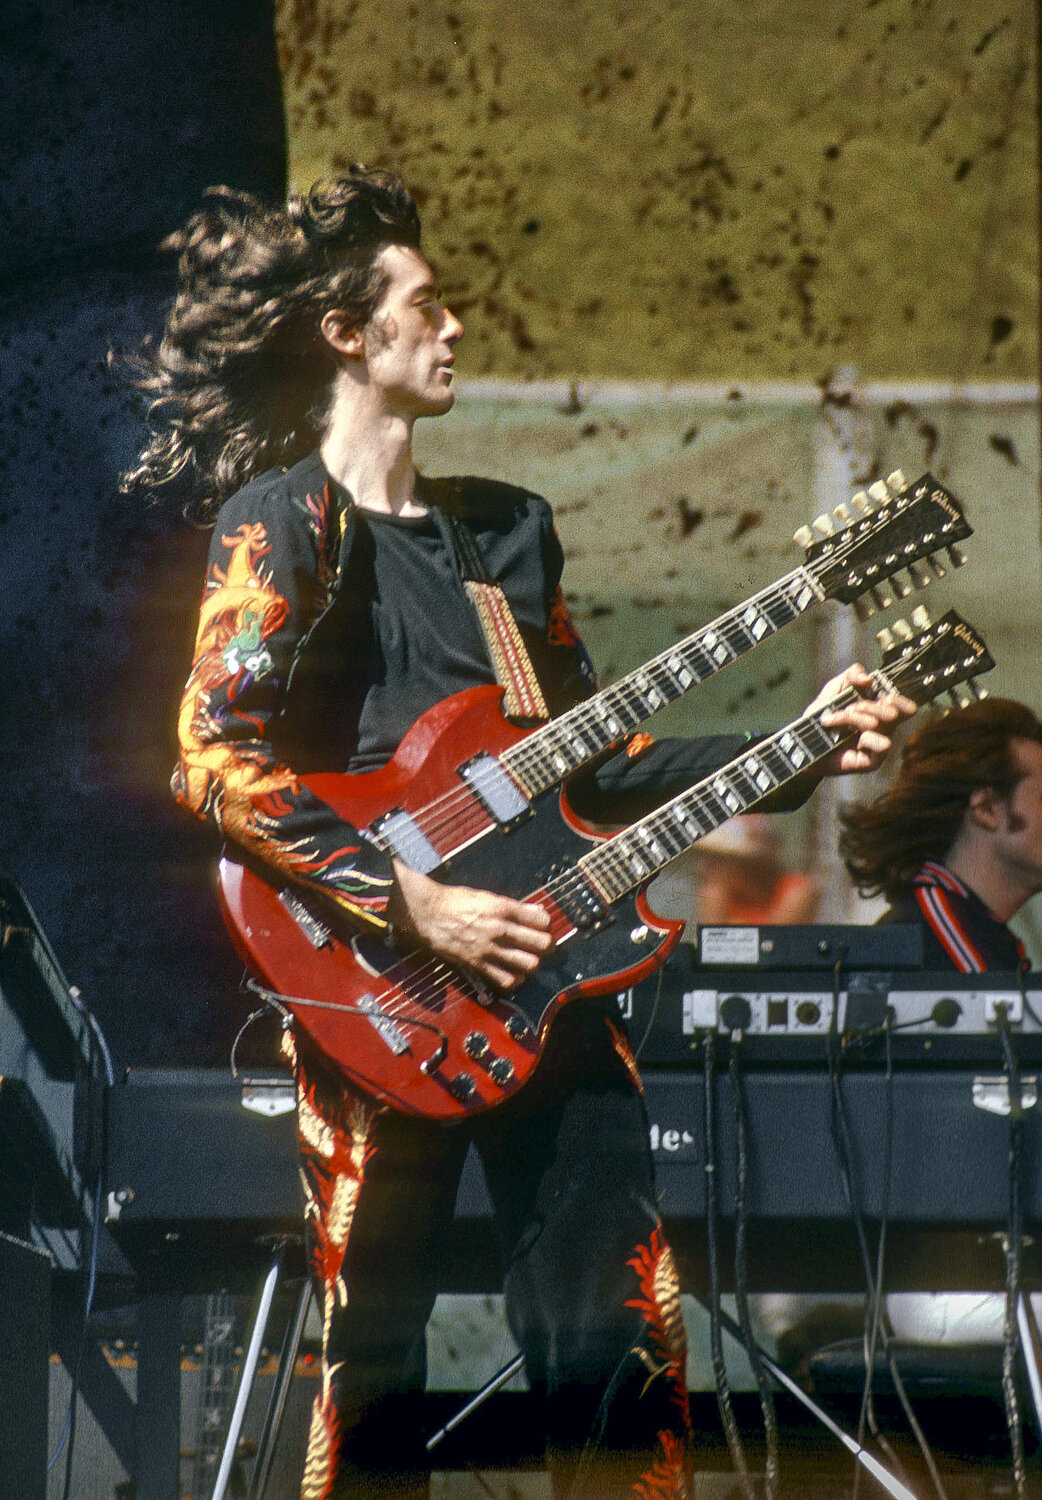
[872,605,994,709]
[795,470,972,616]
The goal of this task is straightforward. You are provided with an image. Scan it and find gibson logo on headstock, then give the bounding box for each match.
[925,486,960,522]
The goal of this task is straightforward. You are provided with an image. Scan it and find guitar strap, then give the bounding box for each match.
[443,510,550,723]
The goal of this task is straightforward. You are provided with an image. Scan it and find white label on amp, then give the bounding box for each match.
[699,925,760,965]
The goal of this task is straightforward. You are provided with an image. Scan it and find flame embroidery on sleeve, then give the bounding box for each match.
[296,1062,380,1500]
[547,584,598,689]
[632,1429,689,1500]
[175,522,297,832]
[626,1225,689,1415]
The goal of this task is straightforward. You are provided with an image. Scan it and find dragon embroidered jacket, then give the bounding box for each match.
[173,450,750,935]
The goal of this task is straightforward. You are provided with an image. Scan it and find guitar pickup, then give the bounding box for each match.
[458,754,532,828]
[370,808,441,873]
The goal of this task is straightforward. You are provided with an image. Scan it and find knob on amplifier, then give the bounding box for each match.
[931,998,962,1030]
[719,994,752,1032]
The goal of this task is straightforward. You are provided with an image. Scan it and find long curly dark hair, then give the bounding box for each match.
[118,166,422,521]
[839,697,1042,901]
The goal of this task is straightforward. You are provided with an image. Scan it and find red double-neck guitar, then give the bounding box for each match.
[220,477,980,1120]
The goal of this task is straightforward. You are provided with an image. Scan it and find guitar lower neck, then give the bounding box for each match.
[565,682,872,913]
[502,565,823,796]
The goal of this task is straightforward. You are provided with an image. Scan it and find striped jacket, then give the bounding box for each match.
[880,860,1025,972]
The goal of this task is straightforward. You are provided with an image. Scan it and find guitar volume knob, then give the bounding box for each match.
[447,1072,477,1102]
[505,1015,532,1042]
[488,1057,515,1087]
[464,1031,490,1060]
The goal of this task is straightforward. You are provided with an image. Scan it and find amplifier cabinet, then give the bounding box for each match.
[105,1059,1039,1292]
[641,1068,1036,1222]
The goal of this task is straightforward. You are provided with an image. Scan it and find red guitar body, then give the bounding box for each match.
[219,685,682,1121]
[216,474,978,1119]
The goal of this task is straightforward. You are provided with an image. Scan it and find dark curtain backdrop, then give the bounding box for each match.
[0,0,286,1065]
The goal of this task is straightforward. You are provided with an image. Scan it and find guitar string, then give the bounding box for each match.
[370,499,944,864]
[298,675,906,1046]
[370,562,821,868]
[385,500,963,862]
[294,701,975,1104]
[298,635,979,1060]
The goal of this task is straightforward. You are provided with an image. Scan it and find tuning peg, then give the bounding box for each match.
[850,490,872,515]
[907,561,933,590]
[886,469,908,494]
[946,544,967,568]
[812,514,834,537]
[875,626,896,652]
[868,481,891,504]
[924,552,947,579]
[871,583,894,611]
[793,524,815,550]
[890,571,914,599]
[853,597,876,621]
[892,617,914,642]
[910,604,932,629]
[833,502,854,525]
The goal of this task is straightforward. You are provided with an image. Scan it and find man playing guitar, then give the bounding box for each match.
[123,166,913,1499]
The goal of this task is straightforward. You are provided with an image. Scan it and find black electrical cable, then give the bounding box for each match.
[631,962,666,1063]
[827,965,949,1500]
[829,1041,910,1499]
[851,1013,898,1498]
[729,1034,779,1500]
[1015,956,1042,1031]
[702,1029,756,1500]
[826,962,897,1499]
[996,1009,1028,1499]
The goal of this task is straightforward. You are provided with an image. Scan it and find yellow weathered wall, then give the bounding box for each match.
[277,0,1036,381]
[278,0,1042,937]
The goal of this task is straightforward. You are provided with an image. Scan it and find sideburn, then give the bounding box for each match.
[366,312,398,353]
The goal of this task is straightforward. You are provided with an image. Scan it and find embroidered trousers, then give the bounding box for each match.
[290,1001,693,1500]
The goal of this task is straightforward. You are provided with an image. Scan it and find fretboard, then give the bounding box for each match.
[501,565,824,797]
[555,685,868,911]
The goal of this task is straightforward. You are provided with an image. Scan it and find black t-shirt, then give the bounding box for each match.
[177,453,754,927]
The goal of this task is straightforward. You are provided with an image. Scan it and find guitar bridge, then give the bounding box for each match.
[552,874,605,930]
[356,993,411,1055]
[278,889,332,948]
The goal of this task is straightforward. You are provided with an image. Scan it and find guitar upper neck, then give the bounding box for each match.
[502,562,825,796]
